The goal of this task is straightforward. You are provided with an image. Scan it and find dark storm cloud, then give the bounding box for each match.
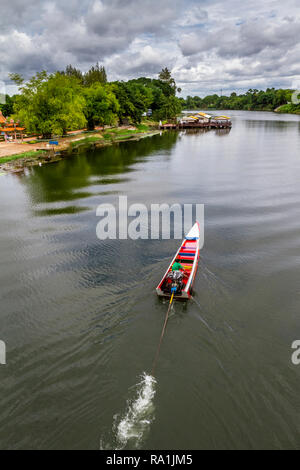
[86,0,180,37]
[0,0,181,81]
[0,0,300,95]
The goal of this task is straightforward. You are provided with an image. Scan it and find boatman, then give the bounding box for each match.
[172,259,184,272]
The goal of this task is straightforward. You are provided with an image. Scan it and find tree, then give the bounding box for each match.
[0,94,16,117]
[158,67,181,95]
[63,65,84,83]
[8,73,24,86]
[159,67,172,82]
[10,70,48,94]
[84,83,119,130]
[110,82,136,124]
[59,63,107,86]
[180,87,295,112]
[13,72,87,138]
[153,95,182,120]
[111,81,153,124]
[84,63,107,86]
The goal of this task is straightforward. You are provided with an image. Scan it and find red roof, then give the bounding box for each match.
[0,111,6,123]
[1,127,25,132]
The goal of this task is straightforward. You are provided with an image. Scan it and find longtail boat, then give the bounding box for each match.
[156,222,200,300]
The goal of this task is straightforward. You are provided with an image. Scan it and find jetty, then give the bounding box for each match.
[161,112,232,130]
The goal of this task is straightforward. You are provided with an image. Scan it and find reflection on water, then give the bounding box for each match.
[21,133,179,206]
[244,119,298,132]
[0,111,300,450]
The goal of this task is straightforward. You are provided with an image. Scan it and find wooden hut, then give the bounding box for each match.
[195,112,212,123]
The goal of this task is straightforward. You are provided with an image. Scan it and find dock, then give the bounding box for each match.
[161,121,232,130]
[161,112,232,130]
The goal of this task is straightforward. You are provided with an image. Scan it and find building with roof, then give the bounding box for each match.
[0,110,6,124]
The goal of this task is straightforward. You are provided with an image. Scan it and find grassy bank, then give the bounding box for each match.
[0,150,46,164]
[0,124,160,172]
[69,125,157,150]
[275,104,300,114]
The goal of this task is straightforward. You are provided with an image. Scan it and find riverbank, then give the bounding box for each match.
[0,124,160,173]
[274,104,300,114]
[183,106,300,115]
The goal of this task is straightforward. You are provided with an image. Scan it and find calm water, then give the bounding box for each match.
[0,110,300,450]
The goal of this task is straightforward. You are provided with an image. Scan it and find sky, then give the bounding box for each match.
[0,0,300,97]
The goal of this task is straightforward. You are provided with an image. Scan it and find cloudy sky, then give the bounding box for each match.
[0,0,300,97]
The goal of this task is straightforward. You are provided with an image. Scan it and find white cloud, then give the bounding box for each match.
[0,0,299,97]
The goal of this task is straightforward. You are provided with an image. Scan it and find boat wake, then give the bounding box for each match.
[101,373,157,450]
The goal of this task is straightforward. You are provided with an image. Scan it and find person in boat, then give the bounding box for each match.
[172,259,184,272]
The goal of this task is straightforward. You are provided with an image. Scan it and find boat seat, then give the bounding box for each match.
[178,256,194,261]
[179,252,195,257]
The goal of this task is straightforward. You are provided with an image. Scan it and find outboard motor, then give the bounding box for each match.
[162,271,184,295]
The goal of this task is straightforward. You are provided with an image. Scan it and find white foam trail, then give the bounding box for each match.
[113,373,157,449]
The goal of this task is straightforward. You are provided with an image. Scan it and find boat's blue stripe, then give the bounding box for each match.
[179,253,195,257]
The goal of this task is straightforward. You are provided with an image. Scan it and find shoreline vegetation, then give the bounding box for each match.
[0,124,161,172]
[181,89,300,114]
[0,65,181,171]
[0,64,181,172]
[1,64,300,173]
[2,65,181,138]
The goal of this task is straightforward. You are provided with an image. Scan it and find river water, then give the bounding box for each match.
[0,110,300,450]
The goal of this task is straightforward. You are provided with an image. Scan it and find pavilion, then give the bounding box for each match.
[0,111,25,142]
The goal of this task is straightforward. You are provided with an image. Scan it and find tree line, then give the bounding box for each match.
[1,65,182,138]
[2,67,300,139]
[180,88,300,113]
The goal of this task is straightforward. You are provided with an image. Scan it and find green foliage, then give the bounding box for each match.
[64,65,84,83]
[8,73,24,86]
[70,136,102,148]
[275,103,300,114]
[182,88,294,112]
[60,62,107,86]
[8,66,182,137]
[103,133,112,139]
[137,124,149,132]
[158,67,181,94]
[0,150,45,164]
[152,95,182,121]
[83,83,119,130]
[110,81,136,124]
[112,77,181,124]
[111,81,150,124]
[13,72,87,138]
[84,63,107,86]
[0,94,16,117]
[158,67,172,82]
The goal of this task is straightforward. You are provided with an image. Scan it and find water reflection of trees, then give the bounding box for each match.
[21,132,179,204]
[244,119,295,132]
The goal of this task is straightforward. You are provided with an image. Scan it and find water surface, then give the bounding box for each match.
[0,110,300,449]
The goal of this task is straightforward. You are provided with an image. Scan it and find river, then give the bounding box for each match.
[0,110,300,449]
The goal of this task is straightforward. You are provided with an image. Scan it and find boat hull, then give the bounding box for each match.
[156,222,200,300]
